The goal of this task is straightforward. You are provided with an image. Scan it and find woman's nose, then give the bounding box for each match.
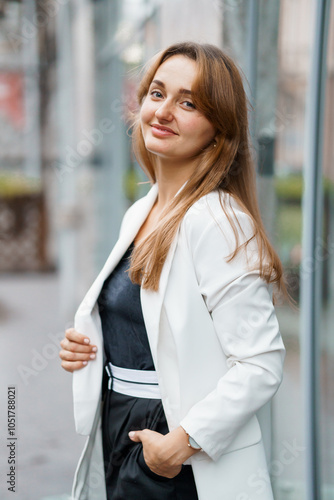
[155,100,173,121]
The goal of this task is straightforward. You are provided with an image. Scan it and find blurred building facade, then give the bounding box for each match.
[0,0,333,499]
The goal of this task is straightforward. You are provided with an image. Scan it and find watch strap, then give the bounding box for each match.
[181,427,202,451]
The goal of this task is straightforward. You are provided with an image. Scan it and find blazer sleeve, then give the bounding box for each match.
[179,193,286,461]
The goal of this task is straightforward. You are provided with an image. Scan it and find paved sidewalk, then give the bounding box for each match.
[0,273,85,500]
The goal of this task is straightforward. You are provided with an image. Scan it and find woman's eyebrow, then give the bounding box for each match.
[151,79,192,95]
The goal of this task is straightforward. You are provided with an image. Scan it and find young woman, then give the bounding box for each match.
[59,41,286,500]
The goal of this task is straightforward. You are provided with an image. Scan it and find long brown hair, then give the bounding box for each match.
[129,41,285,296]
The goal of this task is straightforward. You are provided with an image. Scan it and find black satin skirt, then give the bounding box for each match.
[102,388,199,500]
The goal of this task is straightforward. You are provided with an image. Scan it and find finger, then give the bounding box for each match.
[128,430,143,442]
[128,429,157,442]
[60,338,97,354]
[59,349,96,362]
[61,360,88,373]
[65,328,92,346]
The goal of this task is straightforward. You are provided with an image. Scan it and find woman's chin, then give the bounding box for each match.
[145,145,175,159]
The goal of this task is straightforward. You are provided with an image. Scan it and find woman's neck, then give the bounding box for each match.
[153,157,195,211]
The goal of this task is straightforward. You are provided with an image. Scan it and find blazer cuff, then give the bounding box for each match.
[179,412,263,462]
[179,416,219,461]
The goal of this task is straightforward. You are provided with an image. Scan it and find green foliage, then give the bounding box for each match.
[274,175,303,201]
[0,173,41,198]
[275,174,334,201]
[123,165,141,203]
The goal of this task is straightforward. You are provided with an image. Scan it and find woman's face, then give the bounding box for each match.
[140,55,216,164]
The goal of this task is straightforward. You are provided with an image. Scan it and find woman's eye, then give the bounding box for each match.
[151,90,163,99]
[182,101,195,109]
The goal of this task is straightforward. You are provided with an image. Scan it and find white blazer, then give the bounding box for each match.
[71,183,285,500]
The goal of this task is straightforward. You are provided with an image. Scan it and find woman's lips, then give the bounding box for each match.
[150,124,177,137]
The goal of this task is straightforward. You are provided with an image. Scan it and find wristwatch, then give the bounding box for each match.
[181,427,202,451]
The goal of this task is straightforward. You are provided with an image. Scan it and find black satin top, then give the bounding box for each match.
[97,242,155,371]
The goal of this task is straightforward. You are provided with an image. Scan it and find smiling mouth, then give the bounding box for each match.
[151,124,177,135]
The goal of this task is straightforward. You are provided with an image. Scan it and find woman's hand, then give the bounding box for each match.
[128,426,199,478]
[59,328,97,372]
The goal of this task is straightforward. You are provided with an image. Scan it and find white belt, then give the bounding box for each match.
[105,362,161,399]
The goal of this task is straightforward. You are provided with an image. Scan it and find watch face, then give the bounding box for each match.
[189,436,201,450]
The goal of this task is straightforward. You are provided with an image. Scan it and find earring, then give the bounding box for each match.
[213,142,217,147]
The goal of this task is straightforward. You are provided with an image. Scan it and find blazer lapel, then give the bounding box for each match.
[140,180,187,361]
[76,183,159,318]
[140,225,180,362]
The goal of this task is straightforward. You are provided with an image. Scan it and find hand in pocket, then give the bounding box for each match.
[129,429,182,479]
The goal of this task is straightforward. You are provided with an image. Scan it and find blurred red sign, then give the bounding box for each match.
[0,73,24,129]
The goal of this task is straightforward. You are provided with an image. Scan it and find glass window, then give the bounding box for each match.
[271,0,313,497]
[320,2,334,497]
